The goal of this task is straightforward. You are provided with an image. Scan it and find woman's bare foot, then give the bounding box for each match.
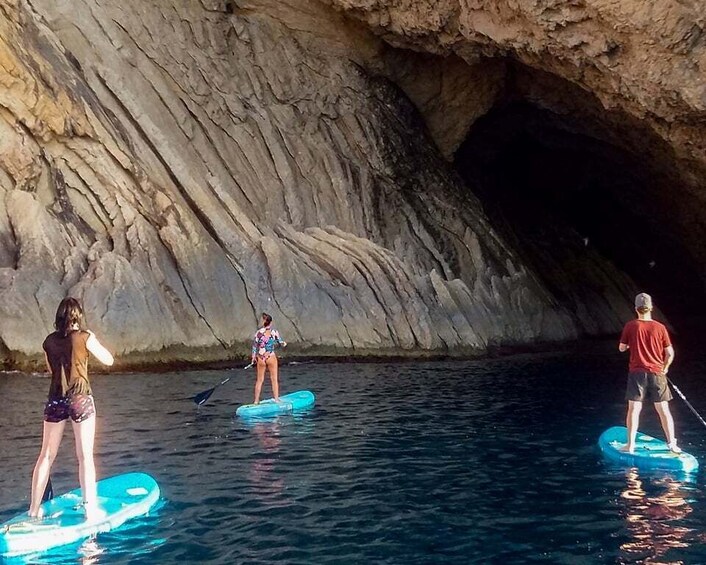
[83,502,106,522]
[619,445,635,454]
[668,441,682,454]
[28,507,45,519]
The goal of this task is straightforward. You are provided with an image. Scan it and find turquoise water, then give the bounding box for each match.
[2,348,706,563]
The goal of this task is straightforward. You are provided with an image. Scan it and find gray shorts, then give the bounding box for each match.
[625,371,672,403]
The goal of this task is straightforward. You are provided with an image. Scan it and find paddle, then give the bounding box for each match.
[668,377,706,428]
[41,476,53,503]
[193,363,254,405]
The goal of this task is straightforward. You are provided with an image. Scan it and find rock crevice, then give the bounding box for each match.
[0,0,702,368]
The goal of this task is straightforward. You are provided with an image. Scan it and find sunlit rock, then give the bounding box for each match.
[0,0,701,368]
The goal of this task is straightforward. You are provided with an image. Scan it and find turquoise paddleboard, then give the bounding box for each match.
[598,426,699,473]
[236,390,315,418]
[1,472,160,557]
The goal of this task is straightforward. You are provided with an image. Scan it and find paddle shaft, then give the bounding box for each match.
[668,378,706,428]
[193,363,253,405]
[42,477,53,503]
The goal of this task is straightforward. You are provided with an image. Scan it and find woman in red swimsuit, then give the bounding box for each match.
[250,312,287,404]
[29,297,114,521]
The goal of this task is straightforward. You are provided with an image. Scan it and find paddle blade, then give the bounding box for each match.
[193,387,216,406]
[42,476,53,502]
[193,371,243,406]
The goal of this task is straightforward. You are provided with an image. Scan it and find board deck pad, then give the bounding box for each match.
[1,472,160,557]
[236,390,315,418]
[598,426,699,473]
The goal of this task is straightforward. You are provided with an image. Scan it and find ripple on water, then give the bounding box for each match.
[2,357,706,563]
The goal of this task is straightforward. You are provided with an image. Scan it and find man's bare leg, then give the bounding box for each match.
[623,400,643,453]
[654,401,681,452]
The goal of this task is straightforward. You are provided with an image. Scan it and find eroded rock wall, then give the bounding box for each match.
[326,0,706,153]
[326,0,706,283]
[1,0,609,368]
[9,0,698,367]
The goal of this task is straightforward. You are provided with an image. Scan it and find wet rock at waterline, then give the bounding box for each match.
[0,0,702,368]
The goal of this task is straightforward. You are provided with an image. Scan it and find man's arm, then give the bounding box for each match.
[619,323,629,352]
[662,345,675,374]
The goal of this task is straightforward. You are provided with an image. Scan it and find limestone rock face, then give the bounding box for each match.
[2,0,699,367]
[325,0,706,287]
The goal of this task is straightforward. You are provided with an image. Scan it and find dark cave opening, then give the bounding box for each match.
[454,101,706,339]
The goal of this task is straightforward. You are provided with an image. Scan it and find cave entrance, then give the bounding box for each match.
[453,99,706,339]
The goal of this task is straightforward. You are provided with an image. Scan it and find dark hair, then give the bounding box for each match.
[55,297,84,336]
[261,312,273,327]
[636,306,651,314]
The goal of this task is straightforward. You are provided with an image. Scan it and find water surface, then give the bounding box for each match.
[2,348,706,563]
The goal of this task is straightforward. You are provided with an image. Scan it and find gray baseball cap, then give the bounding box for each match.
[635,292,653,309]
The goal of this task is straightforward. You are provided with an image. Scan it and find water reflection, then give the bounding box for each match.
[243,412,317,507]
[248,421,285,505]
[4,536,104,565]
[618,468,694,563]
[76,537,104,564]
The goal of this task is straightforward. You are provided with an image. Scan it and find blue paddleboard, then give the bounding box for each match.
[236,390,315,418]
[598,426,699,473]
[1,472,160,557]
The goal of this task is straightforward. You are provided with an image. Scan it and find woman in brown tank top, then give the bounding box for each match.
[28,297,115,521]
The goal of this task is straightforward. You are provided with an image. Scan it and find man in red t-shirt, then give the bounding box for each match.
[618,292,679,453]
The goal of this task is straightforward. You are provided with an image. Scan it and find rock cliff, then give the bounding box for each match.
[0,0,702,368]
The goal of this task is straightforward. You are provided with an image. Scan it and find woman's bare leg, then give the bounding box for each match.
[72,415,98,519]
[267,355,279,401]
[254,358,266,403]
[29,421,66,517]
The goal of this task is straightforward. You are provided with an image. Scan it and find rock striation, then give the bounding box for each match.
[326,0,706,307]
[0,0,702,368]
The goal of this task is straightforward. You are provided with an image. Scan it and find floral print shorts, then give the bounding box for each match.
[43,394,96,423]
